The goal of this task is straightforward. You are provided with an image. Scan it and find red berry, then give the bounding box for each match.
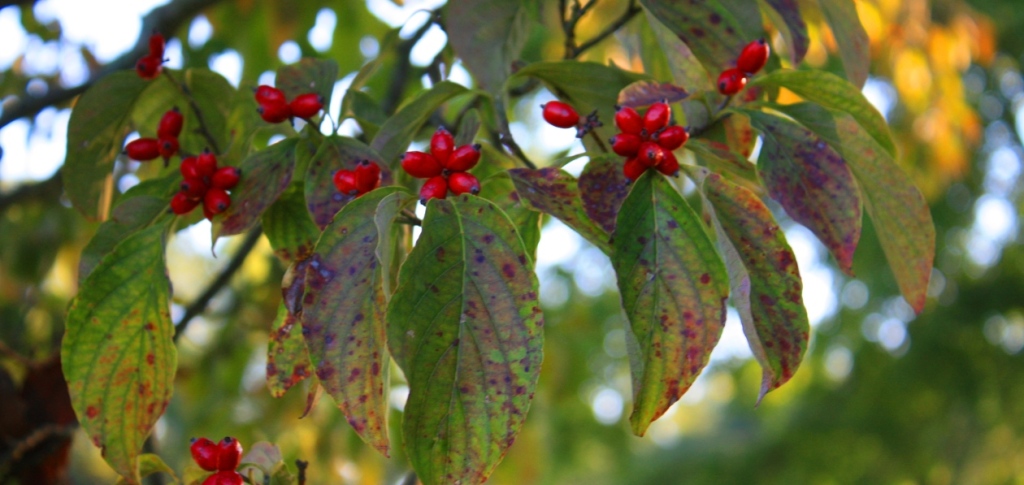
[614,106,643,135]
[216,437,242,471]
[290,93,323,119]
[197,150,217,177]
[355,160,381,194]
[181,177,208,199]
[203,205,215,221]
[202,470,244,485]
[654,125,689,151]
[638,142,665,167]
[542,101,580,129]
[254,85,286,105]
[158,108,183,138]
[737,38,770,75]
[448,172,480,196]
[171,192,200,215]
[623,157,646,182]
[180,156,201,179]
[159,136,179,160]
[333,169,358,195]
[189,437,220,472]
[148,33,166,59]
[211,167,241,190]
[258,100,291,123]
[419,176,448,204]
[657,150,680,176]
[429,128,455,165]
[717,68,748,95]
[643,102,671,133]
[610,133,642,157]
[401,151,442,178]
[204,189,231,216]
[446,144,481,172]
[135,55,161,80]
[126,138,161,161]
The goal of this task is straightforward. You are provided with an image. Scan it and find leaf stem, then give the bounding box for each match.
[162,70,222,154]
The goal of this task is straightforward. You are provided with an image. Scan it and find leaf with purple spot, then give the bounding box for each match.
[508,167,612,254]
[267,304,313,399]
[761,0,809,65]
[640,0,751,75]
[218,138,298,236]
[578,155,630,234]
[617,81,689,108]
[304,135,390,229]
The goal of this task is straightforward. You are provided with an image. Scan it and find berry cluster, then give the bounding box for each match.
[125,108,183,163]
[333,159,382,197]
[717,39,770,95]
[170,150,240,220]
[135,33,166,80]
[401,128,481,204]
[541,101,602,138]
[610,102,687,182]
[254,85,324,124]
[190,437,244,485]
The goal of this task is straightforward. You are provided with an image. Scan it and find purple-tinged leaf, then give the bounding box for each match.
[387,195,543,485]
[305,136,390,229]
[578,155,630,234]
[686,138,760,188]
[611,172,728,436]
[745,110,862,275]
[640,0,751,74]
[617,81,689,108]
[371,81,468,165]
[481,172,542,258]
[262,184,320,262]
[267,304,312,398]
[281,257,312,316]
[762,0,809,65]
[448,0,532,93]
[643,10,714,91]
[508,167,612,254]
[276,58,340,111]
[817,0,870,88]
[219,138,298,236]
[373,191,416,299]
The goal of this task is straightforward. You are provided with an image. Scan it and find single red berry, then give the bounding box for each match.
[354,160,381,194]
[216,437,243,471]
[203,205,215,221]
[202,470,244,485]
[290,93,323,119]
[180,156,201,179]
[181,177,208,199]
[610,133,642,157]
[419,176,448,204]
[401,151,442,178]
[643,102,671,133]
[446,144,481,172]
[135,55,161,80]
[211,167,241,190]
[448,172,481,196]
[197,149,218,177]
[638,142,665,167]
[254,85,286,105]
[623,157,647,182]
[542,101,580,129]
[171,192,200,215]
[148,33,166,59]
[737,38,770,75]
[657,150,680,176]
[158,108,183,138]
[614,106,643,135]
[654,125,688,151]
[717,68,748,95]
[429,128,455,165]
[333,169,358,195]
[258,100,291,123]
[189,437,220,472]
[204,189,231,216]
[125,138,161,161]
[159,136,179,160]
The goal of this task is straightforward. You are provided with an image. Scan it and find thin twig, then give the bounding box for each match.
[162,70,221,154]
[296,460,308,485]
[382,13,437,115]
[570,0,641,58]
[0,424,77,479]
[494,100,537,169]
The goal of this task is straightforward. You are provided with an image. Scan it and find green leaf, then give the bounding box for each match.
[617,81,689,108]
[611,172,728,436]
[482,173,542,258]
[817,0,870,88]
[130,69,236,156]
[65,71,150,219]
[643,10,714,91]
[305,135,389,229]
[62,221,176,482]
[262,183,320,262]
[302,187,404,456]
[760,0,809,65]
[749,70,896,156]
[448,0,534,92]
[454,108,482,146]
[744,110,862,275]
[693,167,809,403]
[508,167,612,254]
[347,90,388,139]
[640,0,751,74]
[219,138,299,236]
[577,155,630,234]
[276,58,340,112]
[686,138,760,188]
[266,304,313,399]
[776,102,935,312]
[371,81,469,165]
[387,195,543,485]
[374,191,416,299]
[114,453,179,485]
[341,58,384,120]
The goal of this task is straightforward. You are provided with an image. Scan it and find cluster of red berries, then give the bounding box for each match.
[170,150,240,220]
[190,437,244,485]
[540,101,602,138]
[717,39,770,95]
[401,128,482,204]
[333,159,382,197]
[125,108,183,163]
[610,101,687,181]
[135,33,166,80]
[254,85,324,124]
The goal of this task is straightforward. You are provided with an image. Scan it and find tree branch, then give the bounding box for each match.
[570,0,641,59]
[0,171,62,214]
[0,0,38,11]
[382,13,437,115]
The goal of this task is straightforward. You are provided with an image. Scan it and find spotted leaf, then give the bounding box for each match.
[578,155,631,234]
[305,135,390,229]
[267,304,313,399]
[218,138,298,236]
[508,167,612,254]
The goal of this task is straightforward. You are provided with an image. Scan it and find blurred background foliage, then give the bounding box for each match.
[1,0,1023,483]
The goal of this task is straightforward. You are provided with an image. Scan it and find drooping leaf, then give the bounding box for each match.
[305,135,389,229]
[302,187,404,456]
[113,453,178,485]
[276,58,340,111]
[373,191,416,299]
[262,183,320,262]
[577,155,630,234]
[611,172,728,436]
[817,0,870,88]
[508,167,612,254]
[777,102,934,312]
[371,81,469,165]
[447,0,533,92]
[62,221,176,483]
[65,71,150,219]
[617,81,689,108]
[266,304,312,399]
[750,70,896,156]
[761,0,809,65]
[640,0,751,74]
[387,195,543,485]
[218,138,299,236]
[693,168,809,403]
[643,10,714,92]
[744,110,862,275]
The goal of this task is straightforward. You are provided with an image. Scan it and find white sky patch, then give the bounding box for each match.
[862,77,897,121]
[163,38,182,69]
[0,109,69,182]
[448,61,473,88]
[784,225,838,326]
[410,24,446,67]
[308,8,337,52]
[708,307,754,363]
[0,8,28,70]
[590,386,624,425]
[277,40,301,64]
[368,0,447,28]
[34,0,170,62]
[188,14,213,48]
[208,49,242,87]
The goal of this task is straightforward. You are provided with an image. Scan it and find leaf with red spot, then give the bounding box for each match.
[640,0,751,75]
[508,167,612,254]
[305,135,390,229]
[276,58,339,111]
[267,304,313,399]
[262,183,321,262]
[817,0,870,88]
[617,81,689,108]
[611,172,728,436]
[744,110,862,276]
[578,155,630,234]
[301,187,405,456]
[218,138,298,236]
[61,221,176,483]
[693,167,809,403]
[761,0,809,65]
[386,195,543,485]
[371,81,468,165]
